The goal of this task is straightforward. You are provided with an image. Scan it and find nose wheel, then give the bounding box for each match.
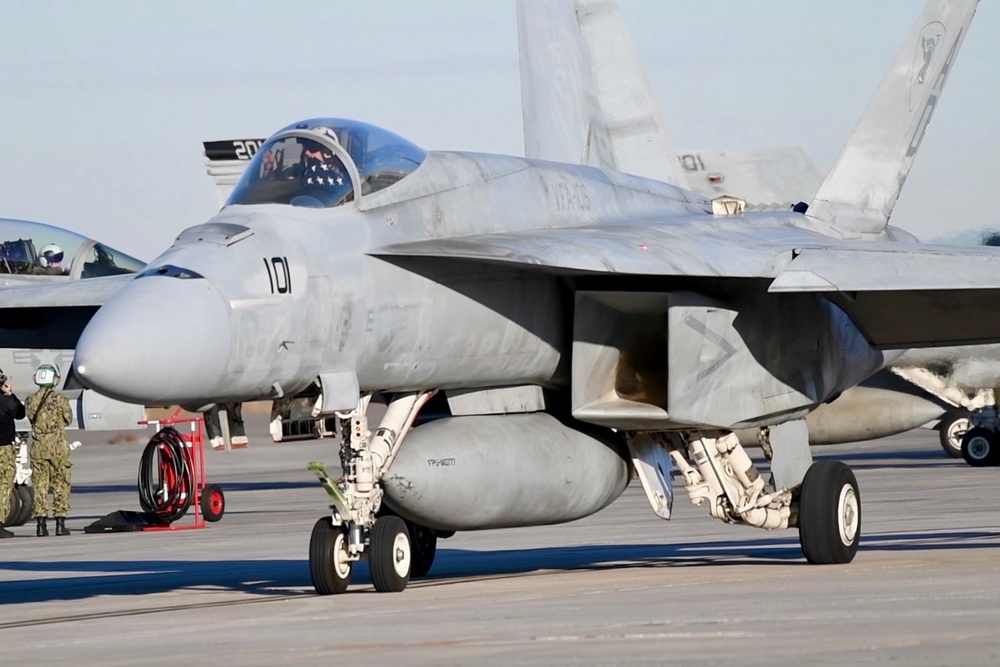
[310,517,353,594]
[369,515,412,592]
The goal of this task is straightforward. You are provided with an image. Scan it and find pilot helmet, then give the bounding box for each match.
[34,364,60,388]
[39,244,64,268]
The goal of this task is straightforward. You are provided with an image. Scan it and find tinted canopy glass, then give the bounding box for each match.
[0,219,145,279]
[226,118,426,209]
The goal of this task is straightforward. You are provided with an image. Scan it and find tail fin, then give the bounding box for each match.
[202,139,265,208]
[517,0,689,188]
[809,0,978,235]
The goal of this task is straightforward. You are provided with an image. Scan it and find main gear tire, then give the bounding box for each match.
[370,515,411,593]
[14,485,33,526]
[406,519,438,578]
[309,517,352,594]
[4,486,21,527]
[798,460,861,565]
[938,409,971,459]
[961,427,1000,467]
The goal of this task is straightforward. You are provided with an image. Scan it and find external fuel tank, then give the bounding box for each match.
[381,413,631,531]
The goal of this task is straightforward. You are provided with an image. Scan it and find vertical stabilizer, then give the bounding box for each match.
[809,0,978,236]
[203,139,264,208]
[517,0,689,188]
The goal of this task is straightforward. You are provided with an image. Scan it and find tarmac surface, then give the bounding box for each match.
[1,414,999,666]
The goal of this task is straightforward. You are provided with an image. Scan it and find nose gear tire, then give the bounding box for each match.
[370,515,411,593]
[310,517,352,594]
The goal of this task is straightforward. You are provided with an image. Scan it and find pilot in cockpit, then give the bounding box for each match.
[261,146,279,177]
[34,244,67,275]
[302,143,346,189]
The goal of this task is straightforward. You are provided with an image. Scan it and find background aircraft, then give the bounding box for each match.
[0,217,146,432]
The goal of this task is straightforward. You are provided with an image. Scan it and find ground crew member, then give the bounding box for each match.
[25,364,73,537]
[0,370,26,538]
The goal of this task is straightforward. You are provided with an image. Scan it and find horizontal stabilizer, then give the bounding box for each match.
[680,148,822,211]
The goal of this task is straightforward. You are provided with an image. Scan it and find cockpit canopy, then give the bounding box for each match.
[225,118,426,209]
[0,219,145,279]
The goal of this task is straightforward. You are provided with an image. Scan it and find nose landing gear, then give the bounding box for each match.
[307,391,436,595]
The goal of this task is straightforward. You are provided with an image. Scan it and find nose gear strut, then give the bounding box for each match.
[308,390,435,594]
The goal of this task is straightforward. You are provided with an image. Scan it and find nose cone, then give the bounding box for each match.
[74,276,231,405]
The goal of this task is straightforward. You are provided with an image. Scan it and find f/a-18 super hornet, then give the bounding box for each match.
[0,217,146,432]
[7,0,996,593]
[200,141,825,443]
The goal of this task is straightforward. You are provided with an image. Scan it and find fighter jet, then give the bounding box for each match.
[5,0,996,593]
[201,141,825,442]
[0,217,146,431]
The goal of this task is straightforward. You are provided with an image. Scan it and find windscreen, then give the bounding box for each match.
[226,118,426,209]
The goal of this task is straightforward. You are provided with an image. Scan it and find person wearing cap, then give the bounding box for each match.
[25,364,73,537]
[0,370,25,538]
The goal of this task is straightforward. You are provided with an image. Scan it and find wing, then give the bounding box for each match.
[769,244,1000,348]
[374,221,1000,349]
[375,217,809,278]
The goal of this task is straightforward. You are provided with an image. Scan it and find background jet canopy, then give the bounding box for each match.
[0,218,145,278]
[225,118,427,209]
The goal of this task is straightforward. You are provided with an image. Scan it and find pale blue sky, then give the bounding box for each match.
[1,1,997,260]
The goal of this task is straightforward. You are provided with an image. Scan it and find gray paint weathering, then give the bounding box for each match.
[0,0,997,591]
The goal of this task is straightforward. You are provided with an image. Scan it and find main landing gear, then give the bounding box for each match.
[952,406,1000,467]
[308,391,437,594]
[938,408,971,459]
[638,428,860,564]
[960,427,1000,467]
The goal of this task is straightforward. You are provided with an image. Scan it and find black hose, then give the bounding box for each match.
[137,427,193,523]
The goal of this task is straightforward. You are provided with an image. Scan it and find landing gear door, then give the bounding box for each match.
[79,390,146,430]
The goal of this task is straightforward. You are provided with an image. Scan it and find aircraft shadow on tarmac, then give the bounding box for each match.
[72,481,316,496]
[3,528,998,604]
[811,449,959,471]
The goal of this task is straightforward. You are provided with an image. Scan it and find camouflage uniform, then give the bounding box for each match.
[0,391,25,528]
[0,445,15,523]
[25,387,73,518]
